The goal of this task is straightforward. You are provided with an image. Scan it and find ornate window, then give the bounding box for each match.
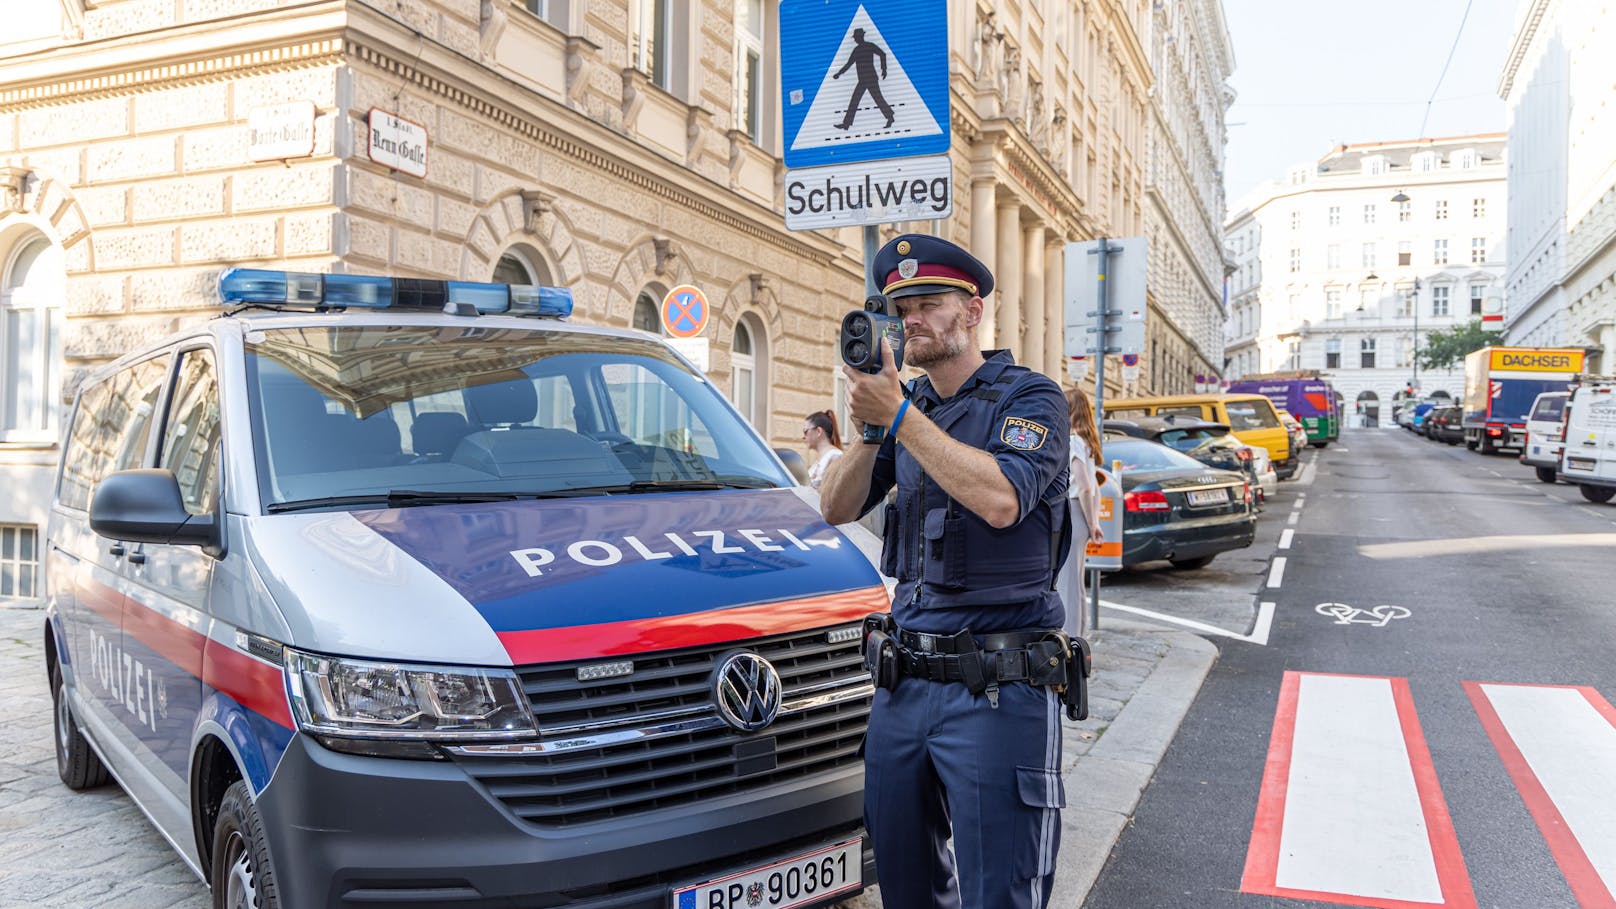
[1,234,65,443]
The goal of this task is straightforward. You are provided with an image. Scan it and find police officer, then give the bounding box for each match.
[819,234,1072,909]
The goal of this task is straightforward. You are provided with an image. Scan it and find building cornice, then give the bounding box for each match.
[1498,0,1552,100]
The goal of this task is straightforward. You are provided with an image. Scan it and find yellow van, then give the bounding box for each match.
[1103,393,1295,478]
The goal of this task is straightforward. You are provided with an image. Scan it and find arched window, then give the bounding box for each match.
[730,314,768,429]
[634,291,663,334]
[2,234,65,442]
[492,245,553,286]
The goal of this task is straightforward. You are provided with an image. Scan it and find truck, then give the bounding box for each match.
[1461,346,1586,454]
[1226,373,1340,448]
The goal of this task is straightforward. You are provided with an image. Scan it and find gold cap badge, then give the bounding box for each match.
[896,240,911,255]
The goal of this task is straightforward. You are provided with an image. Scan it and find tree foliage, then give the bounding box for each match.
[1417,319,1496,371]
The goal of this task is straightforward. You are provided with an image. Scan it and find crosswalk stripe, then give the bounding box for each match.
[1466,682,1616,908]
[1242,672,1476,908]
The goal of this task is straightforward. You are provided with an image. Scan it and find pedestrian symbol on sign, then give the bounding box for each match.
[832,29,893,131]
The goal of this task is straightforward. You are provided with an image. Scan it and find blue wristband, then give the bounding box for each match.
[889,399,911,439]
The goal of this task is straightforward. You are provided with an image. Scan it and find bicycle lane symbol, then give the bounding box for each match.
[1314,603,1412,627]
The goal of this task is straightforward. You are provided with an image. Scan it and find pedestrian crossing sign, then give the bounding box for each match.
[779,0,950,169]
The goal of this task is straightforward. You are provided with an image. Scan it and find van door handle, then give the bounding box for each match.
[109,544,126,557]
[127,551,147,565]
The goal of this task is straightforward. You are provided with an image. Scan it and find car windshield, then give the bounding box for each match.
[1103,439,1207,473]
[1225,400,1280,430]
[244,325,789,509]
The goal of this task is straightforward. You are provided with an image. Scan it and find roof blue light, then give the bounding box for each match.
[217,268,573,319]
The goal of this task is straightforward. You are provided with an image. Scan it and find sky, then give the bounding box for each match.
[1221,0,1520,210]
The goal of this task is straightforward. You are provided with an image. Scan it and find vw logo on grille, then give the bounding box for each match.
[712,651,782,732]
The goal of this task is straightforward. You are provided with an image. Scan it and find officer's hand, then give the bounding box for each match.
[842,337,905,431]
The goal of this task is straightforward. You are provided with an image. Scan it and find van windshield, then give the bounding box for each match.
[243,326,789,510]
[1224,400,1280,430]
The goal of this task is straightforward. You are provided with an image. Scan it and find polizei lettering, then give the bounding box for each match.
[510,528,841,578]
[86,626,161,734]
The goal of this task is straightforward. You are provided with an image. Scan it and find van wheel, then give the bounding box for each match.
[1310,441,1328,449]
[52,661,110,790]
[212,781,281,909]
[1169,555,1216,570]
[1580,485,1616,504]
[1535,467,1558,484]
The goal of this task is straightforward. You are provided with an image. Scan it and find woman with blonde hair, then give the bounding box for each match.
[1065,385,1107,614]
[803,409,844,490]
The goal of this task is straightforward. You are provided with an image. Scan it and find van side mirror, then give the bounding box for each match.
[90,469,221,554]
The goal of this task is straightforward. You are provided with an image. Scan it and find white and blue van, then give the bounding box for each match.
[43,270,884,909]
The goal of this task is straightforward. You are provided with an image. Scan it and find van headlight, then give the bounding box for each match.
[286,650,537,741]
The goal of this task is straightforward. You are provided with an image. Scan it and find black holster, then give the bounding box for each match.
[862,612,900,691]
[1063,634,1092,721]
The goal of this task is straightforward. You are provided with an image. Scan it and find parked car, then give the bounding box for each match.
[1103,415,1267,504]
[1521,391,1569,483]
[1427,405,1465,445]
[43,269,883,908]
[1104,437,1256,570]
[1104,393,1296,479]
[1277,411,1308,457]
[1559,378,1616,502]
[1407,401,1437,433]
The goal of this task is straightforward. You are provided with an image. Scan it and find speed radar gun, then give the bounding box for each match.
[840,293,906,444]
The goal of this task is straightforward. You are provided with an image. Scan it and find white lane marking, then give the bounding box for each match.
[1357,532,1616,560]
[1279,529,1295,549]
[1471,683,1616,902]
[1292,499,1305,510]
[1287,511,1300,526]
[1334,447,1350,452]
[1267,557,1287,588]
[1098,599,1272,645]
[1269,675,1456,903]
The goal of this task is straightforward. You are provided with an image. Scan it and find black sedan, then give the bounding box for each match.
[1426,404,1464,445]
[1105,437,1256,570]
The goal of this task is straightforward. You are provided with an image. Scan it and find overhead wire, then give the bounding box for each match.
[1419,0,1478,137]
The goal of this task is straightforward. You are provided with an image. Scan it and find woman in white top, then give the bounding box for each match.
[803,410,844,490]
[1066,386,1107,612]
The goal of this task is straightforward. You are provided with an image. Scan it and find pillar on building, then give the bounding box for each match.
[970,177,998,349]
[1022,223,1046,375]
[996,202,1022,358]
[1044,238,1064,382]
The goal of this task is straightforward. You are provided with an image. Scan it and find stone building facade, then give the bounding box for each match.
[1224,136,1507,424]
[1498,0,1616,369]
[0,0,1224,601]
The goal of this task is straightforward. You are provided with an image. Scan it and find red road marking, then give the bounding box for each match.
[1465,682,1616,909]
[1241,671,1477,908]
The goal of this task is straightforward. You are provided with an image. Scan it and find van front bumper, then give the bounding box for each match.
[255,734,871,908]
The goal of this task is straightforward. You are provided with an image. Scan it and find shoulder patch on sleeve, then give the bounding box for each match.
[1001,416,1050,451]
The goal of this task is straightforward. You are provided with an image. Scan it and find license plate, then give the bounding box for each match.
[671,839,861,909]
[1186,488,1229,506]
[1568,457,1596,470]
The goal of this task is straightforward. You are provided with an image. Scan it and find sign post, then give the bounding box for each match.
[1065,237,1148,630]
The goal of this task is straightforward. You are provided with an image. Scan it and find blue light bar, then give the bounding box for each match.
[218,268,573,319]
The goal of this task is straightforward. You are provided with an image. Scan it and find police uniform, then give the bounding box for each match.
[856,235,1073,909]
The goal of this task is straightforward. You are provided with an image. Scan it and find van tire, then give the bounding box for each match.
[1310,441,1328,449]
[1579,485,1615,504]
[212,781,281,909]
[1535,467,1558,484]
[52,661,110,790]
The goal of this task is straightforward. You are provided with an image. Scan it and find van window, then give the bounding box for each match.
[244,326,789,508]
[1531,395,1566,421]
[1225,400,1281,430]
[1155,405,1205,419]
[57,356,169,510]
[159,350,222,515]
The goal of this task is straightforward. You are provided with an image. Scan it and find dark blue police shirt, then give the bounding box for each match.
[858,350,1071,634]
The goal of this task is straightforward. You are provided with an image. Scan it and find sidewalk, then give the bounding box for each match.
[0,604,1215,909]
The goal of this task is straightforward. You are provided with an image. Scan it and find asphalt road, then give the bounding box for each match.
[1085,426,1616,908]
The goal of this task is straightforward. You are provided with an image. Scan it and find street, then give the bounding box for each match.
[1086,426,1616,907]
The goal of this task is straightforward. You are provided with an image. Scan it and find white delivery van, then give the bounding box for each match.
[1559,376,1616,503]
[44,269,885,909]
[1521,391,1569,484]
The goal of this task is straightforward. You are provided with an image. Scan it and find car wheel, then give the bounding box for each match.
[1535,467,1558,484]
[52,659,110,790]
[1169,555,1216,570]
[1579,485,1616,504]
[212,780,282,909]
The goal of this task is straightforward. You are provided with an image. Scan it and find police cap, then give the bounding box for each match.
[872,234,995,300]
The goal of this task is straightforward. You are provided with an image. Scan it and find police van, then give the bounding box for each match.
[1559,375,1616,503]
[43,270,885,909]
